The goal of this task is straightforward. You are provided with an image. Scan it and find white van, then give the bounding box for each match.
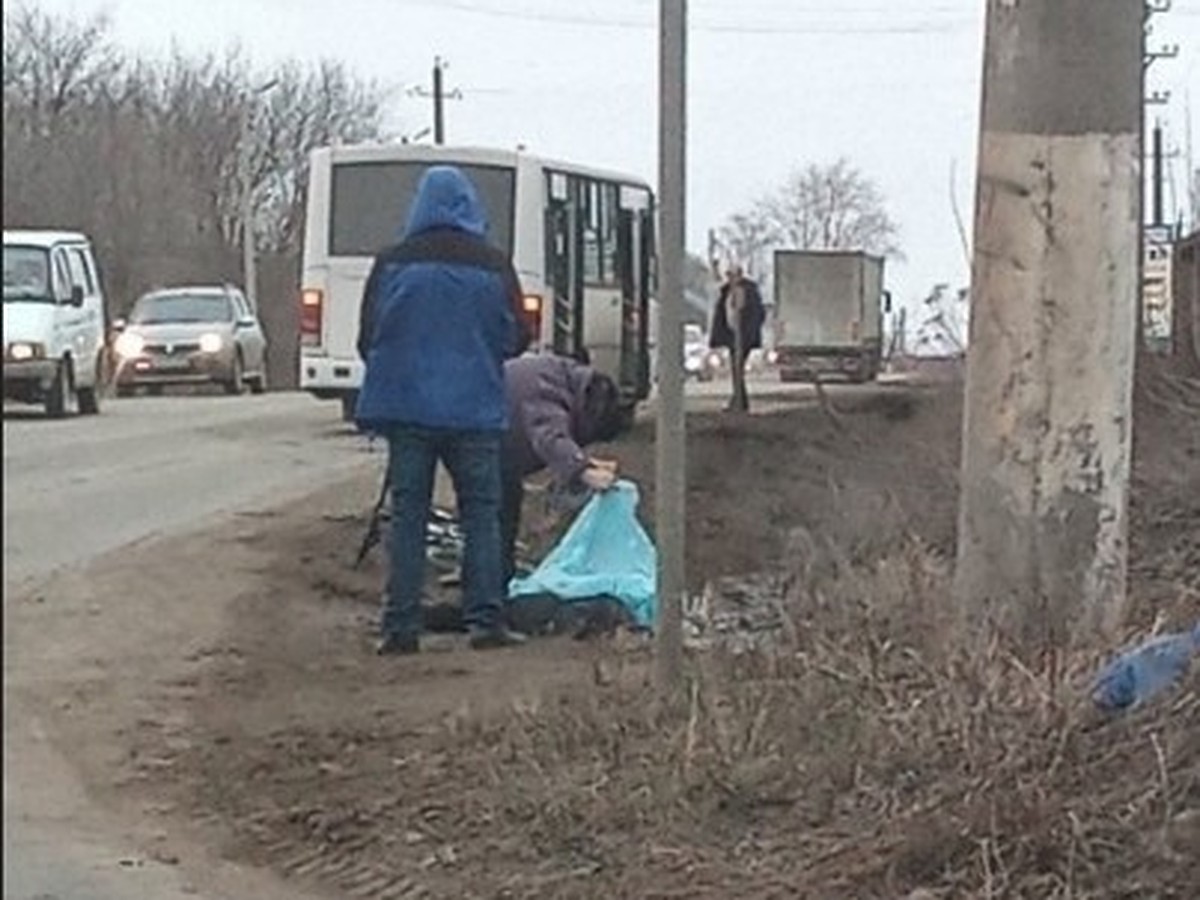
[3,230,108,416]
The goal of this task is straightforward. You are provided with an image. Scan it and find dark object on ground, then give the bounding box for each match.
[422,601,468,633]
[469,627,528,650]
[505,593,638,641]
[376,634,419,656]
[417,594,636,642]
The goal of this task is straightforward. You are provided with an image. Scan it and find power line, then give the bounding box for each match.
[396,0,971,35]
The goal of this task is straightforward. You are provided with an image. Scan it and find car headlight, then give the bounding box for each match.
[7,342,44,361]
[198,333,223,354]
[114,332,146,358]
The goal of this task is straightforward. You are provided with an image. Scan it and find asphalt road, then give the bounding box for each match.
[4,392,378,900]
[3,393,380,590]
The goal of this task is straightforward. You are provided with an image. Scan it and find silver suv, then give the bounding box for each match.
[112,285,268,396]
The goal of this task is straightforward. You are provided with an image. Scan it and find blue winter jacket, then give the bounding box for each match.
[355,166,530,432]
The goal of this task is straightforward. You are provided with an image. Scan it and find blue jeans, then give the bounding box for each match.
[382,426,504,639]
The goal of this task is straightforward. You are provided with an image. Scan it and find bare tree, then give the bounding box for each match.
[2,3,121,131]
[712,158,901,297]
[3,2,389,386]
[757,159,901,257]
[713,211,775,279]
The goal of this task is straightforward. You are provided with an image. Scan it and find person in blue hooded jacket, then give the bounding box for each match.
[356,165,531,655]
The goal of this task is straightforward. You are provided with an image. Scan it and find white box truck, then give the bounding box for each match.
[772,249,890,383]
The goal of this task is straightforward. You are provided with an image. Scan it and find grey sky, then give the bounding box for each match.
[34,0,1200,308]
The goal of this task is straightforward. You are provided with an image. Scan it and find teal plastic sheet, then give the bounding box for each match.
[508,480,657,629]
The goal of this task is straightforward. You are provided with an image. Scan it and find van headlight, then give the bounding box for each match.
[114,332,146,358]
[7,342,45,361]
[198,333,223,354]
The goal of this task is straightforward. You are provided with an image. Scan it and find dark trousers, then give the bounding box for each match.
[500,461,525,590]
[382,426,504,638]
[729,340,750,412]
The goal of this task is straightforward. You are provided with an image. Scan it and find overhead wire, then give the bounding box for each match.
[394,0,974,36]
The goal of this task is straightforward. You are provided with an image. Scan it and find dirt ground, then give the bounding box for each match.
[29,377,1200,899]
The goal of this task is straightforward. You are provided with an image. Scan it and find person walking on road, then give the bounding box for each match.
[500,354,625,588]
[357,165,531,655]
[710,263,766,413]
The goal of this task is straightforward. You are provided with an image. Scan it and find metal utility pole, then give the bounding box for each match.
[433,57,446,144]
[1151,122,1166,227]
[655,0,687,696]
[954,0,1143,656]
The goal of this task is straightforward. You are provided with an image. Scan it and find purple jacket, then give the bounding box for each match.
[503,355,595,484]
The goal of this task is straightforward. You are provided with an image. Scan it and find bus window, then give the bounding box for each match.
[601,183,619,283]
[328,161,516,258]
[582,180,602,283]
[578,177,623,287]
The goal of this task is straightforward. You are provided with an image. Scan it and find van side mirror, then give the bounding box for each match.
[236,317,257,330]
[70,285,85,307]
[882,290,893,314]
[112,318,127,332]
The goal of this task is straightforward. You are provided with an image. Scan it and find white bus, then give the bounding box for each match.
[298,144,657,421]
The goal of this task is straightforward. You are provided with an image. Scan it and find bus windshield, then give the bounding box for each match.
[328,161,516,258]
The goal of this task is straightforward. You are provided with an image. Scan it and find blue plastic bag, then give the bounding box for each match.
[1092,621,1200,713]
[508,480,657,629]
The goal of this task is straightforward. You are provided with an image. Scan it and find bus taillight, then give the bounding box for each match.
[300,288,323,346]
[521,294,543,342]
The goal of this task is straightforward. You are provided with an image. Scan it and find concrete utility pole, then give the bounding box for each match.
[955,0,1144,656]
[655,0,687,695]
[239,79,278,311]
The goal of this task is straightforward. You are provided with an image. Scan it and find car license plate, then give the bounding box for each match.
[153,358,191,372]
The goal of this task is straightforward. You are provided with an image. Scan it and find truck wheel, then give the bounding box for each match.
[44,359,75,419]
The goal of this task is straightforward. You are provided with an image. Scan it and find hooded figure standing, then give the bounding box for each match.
[709,264,766,412]
[356,166,531,655]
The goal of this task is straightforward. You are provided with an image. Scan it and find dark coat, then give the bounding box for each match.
[709,278,766,352]
[355,166,531,432]
[503,355,597,484]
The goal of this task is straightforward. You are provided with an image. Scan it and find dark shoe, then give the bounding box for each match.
[377,634,420,656]
[468,627,528,650]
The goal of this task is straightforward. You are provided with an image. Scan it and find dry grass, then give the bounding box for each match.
[135,376,1199,899]
[421,540,1199,899]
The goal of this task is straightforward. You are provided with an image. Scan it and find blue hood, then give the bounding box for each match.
[403,166,489,240]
